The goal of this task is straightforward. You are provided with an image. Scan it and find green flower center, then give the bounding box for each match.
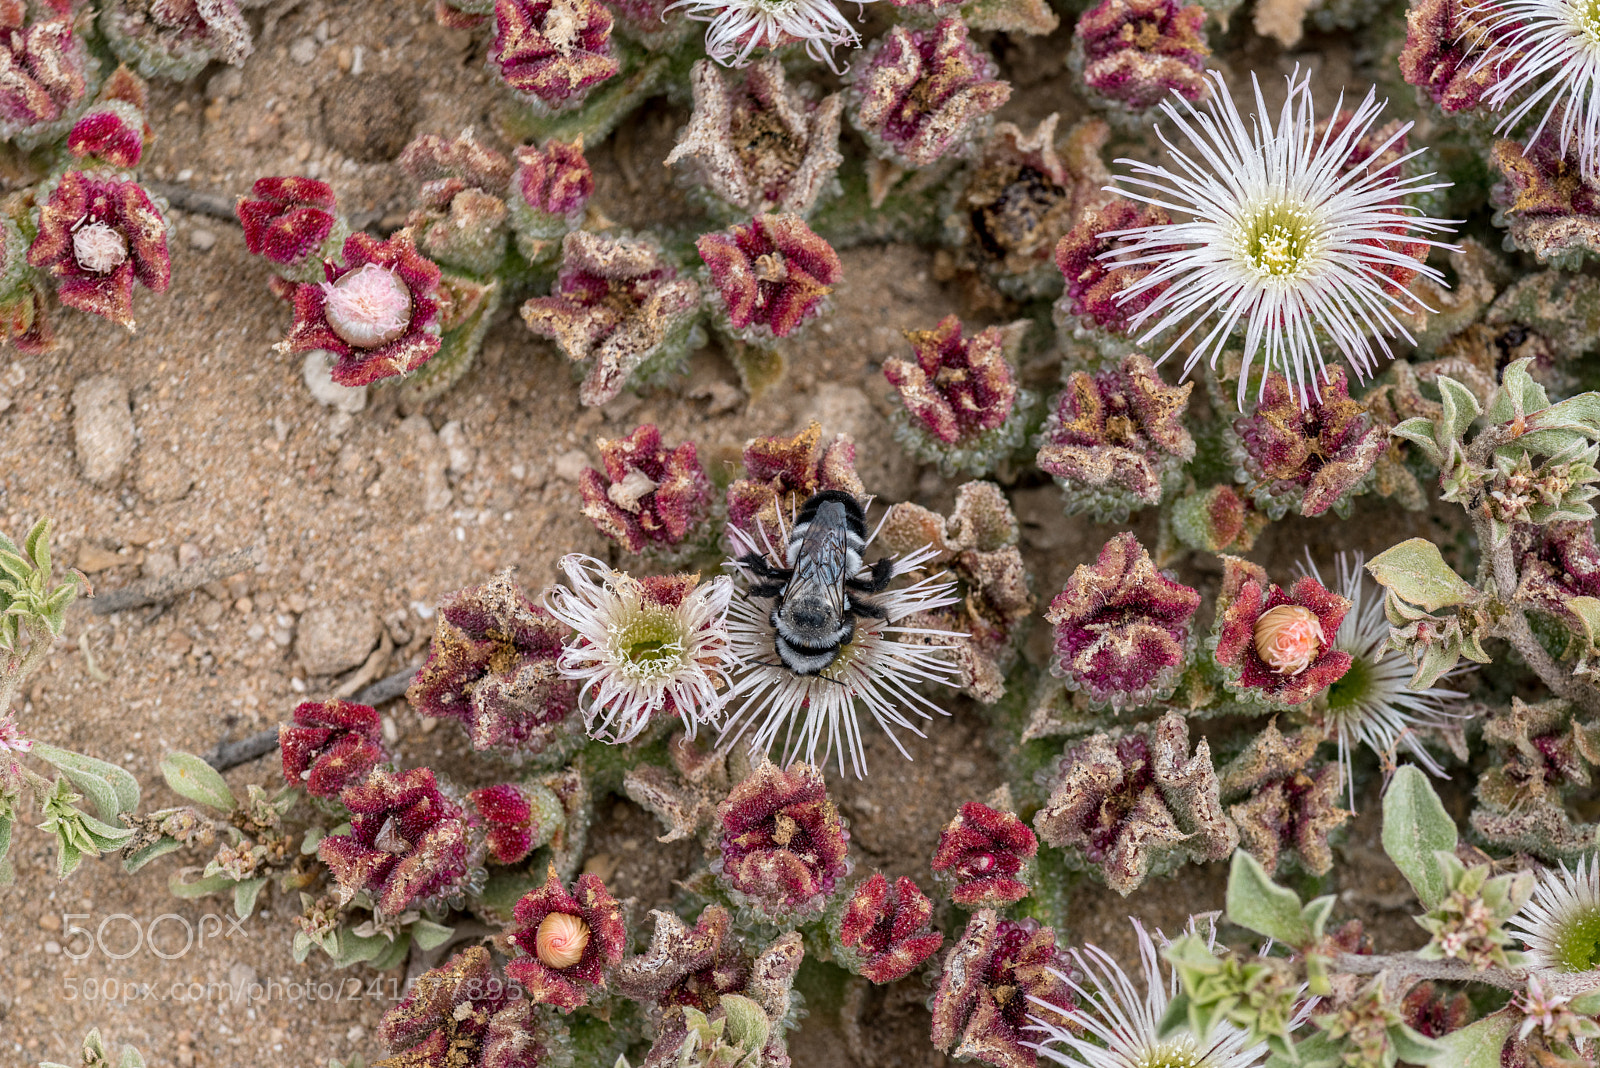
[1241,202,1319,278]
[1136,1040,1205,1068]
[1550,905,1600,971]
[1325,653,1372,714]
[613,612,687,678]
[1574,0,1600,44]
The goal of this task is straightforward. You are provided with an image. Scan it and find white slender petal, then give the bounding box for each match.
[1471,0,1600,182]
[718,522,962,778]
[545,554,737,744]
[1299,552,1469,811]
[1508,854,1600,973]
[1101,68,1458,408]
[662,0,874,71]
[1030,920,1273,1068]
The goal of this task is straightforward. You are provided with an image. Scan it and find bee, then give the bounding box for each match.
[739,490,895,676]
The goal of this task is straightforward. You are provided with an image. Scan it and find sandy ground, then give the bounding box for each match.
[0,1,1459,1065]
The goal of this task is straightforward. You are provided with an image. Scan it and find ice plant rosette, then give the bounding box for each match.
[1099,67,1457,405]
[278,231,444,387]
[1471,0,1600,183]
[1301,552,1465,808]
[545,554,737,745]
[719,520,962,778]
[1032,920,1275,1068]
[1508,854,1600,973]
[1212,558,1353,709]
[663,0,875,70]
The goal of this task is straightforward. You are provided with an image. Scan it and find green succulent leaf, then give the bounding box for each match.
[1226,850,1310,946]
[169,870,237,899]
[1430,1012,1516,1068]
[122,836,184,874]
[1437,376,1481,444]
[1366,540,1478,612]
[1381,765,1458,909]
[411,919,455,951]
[33,743,140,819]
[160,752,238,812]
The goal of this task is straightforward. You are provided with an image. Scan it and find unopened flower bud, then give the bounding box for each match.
[1253,604,1325,676]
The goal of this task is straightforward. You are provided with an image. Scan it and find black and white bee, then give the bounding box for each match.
[739,490,894,676]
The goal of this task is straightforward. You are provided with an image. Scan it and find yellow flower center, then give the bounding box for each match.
[1241,202,1319,278]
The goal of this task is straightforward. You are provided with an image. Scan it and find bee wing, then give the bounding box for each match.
[792,519,850,616]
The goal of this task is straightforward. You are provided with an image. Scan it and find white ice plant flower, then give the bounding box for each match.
[545,554,738,745]
[1300,552,1467,810]
[1100,68,1458,407]
[1472,0,1600,182]
[719,519,962,778]
[1031,920,1273,1068]
[1508,854,1600,973]
[662,0,875,72]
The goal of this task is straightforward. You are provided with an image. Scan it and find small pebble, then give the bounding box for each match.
[72,375,135,487]
[37,914,60,932]
[554,450,589,482]
[188,227,216,252]
[43,941,60,955]
[289,36,317,65]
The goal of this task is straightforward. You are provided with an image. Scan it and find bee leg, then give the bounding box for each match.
[848,595,889,620]
[845,558,896,594]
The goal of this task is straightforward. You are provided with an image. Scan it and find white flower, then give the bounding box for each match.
[1300,552,1468,810]
[1031,920,1271,1068]
[545,554,737,744]
[662,0,874,72]
[1101,68,1458,407]
[1473,0,1600,182]
[1508,854,1600,973]
[718,521,961,778]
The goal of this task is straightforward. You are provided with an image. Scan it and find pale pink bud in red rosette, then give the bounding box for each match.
[408,570,580,756]
[235,176,348,283]
[1212,556,1353,709]
[376,946,566,1068]
[1229,367,1385,520]
[696,213,840,344]
[846,17,1010,168]
[490,0,620,115]
[931,801,1037,907]
[66,102,146,168]
[714,760,850,921]
[0,0,93,148]
[932,911,1078,1067]
[1071,0,1209,118]
[509,138,593,263]
[578,423,713,556]
[724,419,864,541]
[501,865,627,1011]
[278,230,443,387]
[1054,199,1174,341]
[318,766,473,915]
[519,230,703,408]
[832,873,944,983]
[278,699,386,799]
[1045,532,1200,710]
[27,170,170,330]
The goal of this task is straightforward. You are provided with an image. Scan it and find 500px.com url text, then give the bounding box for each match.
[60,975,419,1004]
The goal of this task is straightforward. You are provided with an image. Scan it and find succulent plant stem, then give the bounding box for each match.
[0,620,54,720]
[1331,951,1600,998]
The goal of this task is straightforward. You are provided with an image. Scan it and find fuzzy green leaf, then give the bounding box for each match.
[122,836,184,874]
[410,919,455,951]
[233,877,267,919]
[1367,540,1478,612]
[1226,850,1310,945]
[169,871,236,899]
[1391,418,1443,464]
[1437,376,1481,444]
[160,752,237,812]
[1431,1012,1516,1068]
[24,517,50,572]
[33,744,140,818]
[1388,1023,1447,1065]
[1381,766,1458,909]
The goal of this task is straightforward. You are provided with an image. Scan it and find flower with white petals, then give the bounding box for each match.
[662,0,875,71]
[1509,854,1600,973]
[1100,68,1457,407]
[545,555,737,744]
[719,520,961,778]
[1473,0,1600,182]
[1301,552,1467,810]
[1031,920,1271,1068]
